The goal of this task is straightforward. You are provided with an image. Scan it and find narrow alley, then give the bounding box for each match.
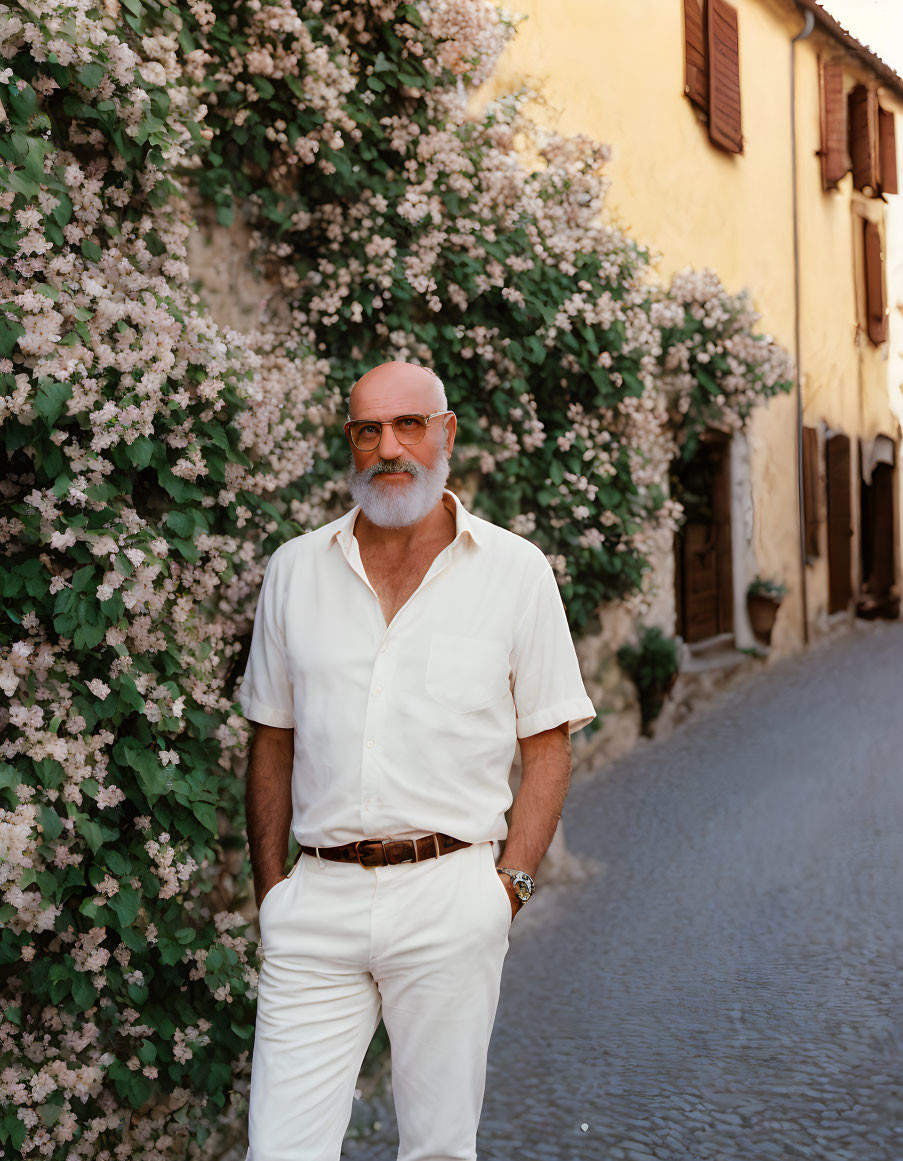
[346,620,903,1160]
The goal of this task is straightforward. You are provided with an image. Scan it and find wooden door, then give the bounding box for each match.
[675,435,734,643]
[860,460,895,598]
[826,433,852,613]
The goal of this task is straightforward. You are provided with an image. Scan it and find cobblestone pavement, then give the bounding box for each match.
[343,620,903,1160]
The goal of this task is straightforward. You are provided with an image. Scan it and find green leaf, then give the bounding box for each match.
[191,800,217,835]
[108,884,140,927]
[33,380,72,425]
[119,739,168,802]
[76,816,104,854]
[24,138,46,184]
[77,63,106,90]
[38,805,62,841]
[164,510,195,539]
[73,564,96,593]
[157,937,186,966]
[113,674,145,713]
[105,849,131,876]
[158,466,203,502]
[125,435,154,469]
[0,319,24,358]
[71,973,96,1008]
[127,982,149,1006]
[52,192,73,227]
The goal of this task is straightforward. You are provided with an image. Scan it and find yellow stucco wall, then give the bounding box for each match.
[472,0,901,651]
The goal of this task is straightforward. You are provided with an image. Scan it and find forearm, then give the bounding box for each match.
[500,722,571,878]
[245,723,294,907]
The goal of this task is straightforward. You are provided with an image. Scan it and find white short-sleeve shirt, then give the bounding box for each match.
[237,489,596,847]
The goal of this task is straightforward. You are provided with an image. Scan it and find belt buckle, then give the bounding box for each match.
[354,839,384,869]
[381,838,417,865]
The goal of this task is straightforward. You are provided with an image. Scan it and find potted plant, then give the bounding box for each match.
[746,575,787,644]
[617,626,681,737]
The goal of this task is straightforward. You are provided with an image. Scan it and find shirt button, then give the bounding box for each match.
[373,686,383,695]
[366,739,375,748]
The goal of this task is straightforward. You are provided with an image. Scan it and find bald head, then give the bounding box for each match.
[348,361,447,419]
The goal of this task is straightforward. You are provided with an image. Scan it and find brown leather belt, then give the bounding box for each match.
[300,832,471,869]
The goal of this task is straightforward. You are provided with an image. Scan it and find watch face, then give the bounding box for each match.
[513,874,533,901]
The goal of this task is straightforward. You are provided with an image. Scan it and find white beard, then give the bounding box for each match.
[347,442,451,528]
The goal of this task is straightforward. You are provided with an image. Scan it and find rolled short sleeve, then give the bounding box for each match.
[237,549,294,729]
[511,564,596,739]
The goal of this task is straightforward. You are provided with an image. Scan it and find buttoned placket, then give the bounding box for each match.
[339,528,465,838]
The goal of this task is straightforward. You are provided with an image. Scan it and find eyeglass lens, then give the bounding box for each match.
[349,415,427,450]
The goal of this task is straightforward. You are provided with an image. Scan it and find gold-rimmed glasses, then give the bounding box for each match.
[344,410,452,452]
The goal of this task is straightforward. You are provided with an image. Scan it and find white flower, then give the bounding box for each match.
[86,679,111,700]
[50,528,77,550]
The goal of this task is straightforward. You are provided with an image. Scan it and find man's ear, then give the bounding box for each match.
[443,412,457,458]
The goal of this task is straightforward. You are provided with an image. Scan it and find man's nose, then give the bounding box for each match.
[377,422,405,459]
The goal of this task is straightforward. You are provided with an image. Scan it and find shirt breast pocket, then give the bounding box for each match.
[425,633,511,714]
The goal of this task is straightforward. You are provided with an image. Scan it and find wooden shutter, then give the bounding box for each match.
[878,106,898,196]
[818,59,849,188]
[707,0,742,153]
[863,219,887,345]
[849,84,879,194]
[684,0,709,112]
[826,433,852,614]
[802,425,820,559]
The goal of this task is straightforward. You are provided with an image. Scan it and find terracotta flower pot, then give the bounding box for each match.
[747,593,782,644]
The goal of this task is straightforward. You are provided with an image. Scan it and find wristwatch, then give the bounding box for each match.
[496,867,535,903]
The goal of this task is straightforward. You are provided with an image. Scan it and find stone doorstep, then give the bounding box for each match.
[650,644,765,745]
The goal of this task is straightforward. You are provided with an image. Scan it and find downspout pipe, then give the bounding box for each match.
[791,8,815,646]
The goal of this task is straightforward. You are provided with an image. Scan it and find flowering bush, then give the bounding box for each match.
[0,0,792,1157]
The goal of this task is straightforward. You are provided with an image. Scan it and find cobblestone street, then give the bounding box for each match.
[342,619,903,1160]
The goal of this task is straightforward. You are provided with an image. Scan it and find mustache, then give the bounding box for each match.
[356,458,424,482]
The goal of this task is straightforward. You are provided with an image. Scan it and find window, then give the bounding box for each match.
[683,0,743,154]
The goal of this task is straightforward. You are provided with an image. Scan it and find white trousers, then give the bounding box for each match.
[244,840,512,1161]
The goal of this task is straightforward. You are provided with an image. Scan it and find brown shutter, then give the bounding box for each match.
[818,59,849,188]
[849,84,879,194]
[684,0,709,112]
[863,219,887,345]
[802,425,820,559]
[707,0,742,153]
[878,106,898,196]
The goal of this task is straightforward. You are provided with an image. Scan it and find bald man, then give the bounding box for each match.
[239,362,595,1161]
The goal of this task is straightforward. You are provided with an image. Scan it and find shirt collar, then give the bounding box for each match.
[331,487,484,557]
